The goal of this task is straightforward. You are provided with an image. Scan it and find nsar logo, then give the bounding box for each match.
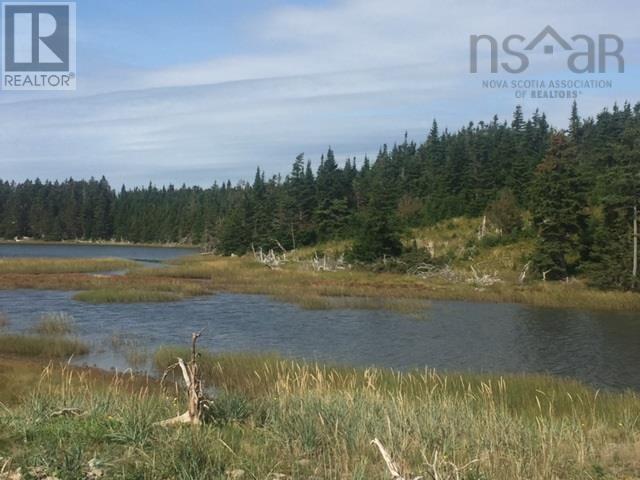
[470,25,624,74]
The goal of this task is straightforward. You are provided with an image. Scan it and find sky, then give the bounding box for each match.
[0,0,639,187]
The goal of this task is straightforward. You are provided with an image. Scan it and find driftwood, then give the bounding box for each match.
[372,438,478,480]
[252,244,286,270]
[371,438,422,480]
[518,261,531,284]
[156,331,208,426]
[50,407,84,418]
[467,265,501,288]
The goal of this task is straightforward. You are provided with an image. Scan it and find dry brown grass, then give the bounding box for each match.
[133,254,640,311]
[1,222,639,311]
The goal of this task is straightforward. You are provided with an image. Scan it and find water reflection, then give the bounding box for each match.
[0,290,639,390]
[0,243,197,262]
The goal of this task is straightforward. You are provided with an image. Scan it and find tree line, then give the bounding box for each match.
[0,101,638,290]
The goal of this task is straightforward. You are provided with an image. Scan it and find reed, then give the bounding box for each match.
[31,312,75,335]
[0,352,637,479]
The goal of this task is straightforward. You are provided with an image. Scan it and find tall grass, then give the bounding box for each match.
[31,312,75,335]
[0,353,637,479]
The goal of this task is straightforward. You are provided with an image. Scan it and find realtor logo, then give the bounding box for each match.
[2,2,76,90]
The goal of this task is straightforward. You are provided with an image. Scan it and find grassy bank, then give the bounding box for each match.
[0,352,638,479]
[0,334,88,358]
[1,216,639,311]
[2,253,638,311]
[133,254,640,311]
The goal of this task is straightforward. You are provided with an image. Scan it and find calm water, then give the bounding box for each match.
[1,289,639,390]
[0,243,197,262]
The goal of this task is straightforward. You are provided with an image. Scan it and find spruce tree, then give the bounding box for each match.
[530,134,588,280]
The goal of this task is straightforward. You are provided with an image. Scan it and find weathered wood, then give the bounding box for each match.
[371,438,408,480]
[156,330,207,427]
[519,261,531,284]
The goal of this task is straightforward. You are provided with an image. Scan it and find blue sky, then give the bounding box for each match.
[1,0,638,187]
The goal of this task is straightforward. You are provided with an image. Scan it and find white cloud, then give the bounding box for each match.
[0,0,638,186]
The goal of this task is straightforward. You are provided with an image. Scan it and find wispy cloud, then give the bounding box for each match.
[0,0,638,186]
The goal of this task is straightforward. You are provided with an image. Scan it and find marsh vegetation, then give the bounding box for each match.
[0,351,638,479]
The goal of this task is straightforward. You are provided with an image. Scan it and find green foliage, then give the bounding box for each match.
[206,393,253,425]
[349,171,403,262]
[588,164,640,290]
[530,134,588,280]
[485,189,523,235]
[2,102,640,291]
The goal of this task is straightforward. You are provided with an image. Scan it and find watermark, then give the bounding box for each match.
[481,78,614,100]
[2,2,76,90]
[469,25,623,99]
[470,25,624,74]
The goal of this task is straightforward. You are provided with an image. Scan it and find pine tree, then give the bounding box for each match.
[588,164,640,290]
[351,171,403,262]
[530,134,588,280]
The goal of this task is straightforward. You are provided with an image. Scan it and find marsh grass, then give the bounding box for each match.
[0,334,88,358]
[71,277,211,304]
[2,217,640,311]
[273,292,430,314]
[135,254,640,311]
[1,352,636,479]
[153,349,638,422]
[31,312,75,335]
[74,288,183,303]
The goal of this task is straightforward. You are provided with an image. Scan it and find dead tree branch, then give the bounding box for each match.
[371,438,422,480]
[156,330,208,427]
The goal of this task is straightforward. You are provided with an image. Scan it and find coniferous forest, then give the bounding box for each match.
[1,101,639,291]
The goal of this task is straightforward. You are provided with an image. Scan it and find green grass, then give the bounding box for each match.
[0,334,89,358]
[0,352,638,479]
[31,312,75,335]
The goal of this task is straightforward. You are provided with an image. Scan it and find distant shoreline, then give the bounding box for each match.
[0,239,200,250]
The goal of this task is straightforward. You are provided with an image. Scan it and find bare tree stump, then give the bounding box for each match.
[156,330,207,426]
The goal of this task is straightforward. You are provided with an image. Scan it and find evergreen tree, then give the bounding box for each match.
[530,134,588,280]
[351,172,403,262]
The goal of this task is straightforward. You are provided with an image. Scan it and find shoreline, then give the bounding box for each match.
[0,238,201,249]
[0,254,639,311]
